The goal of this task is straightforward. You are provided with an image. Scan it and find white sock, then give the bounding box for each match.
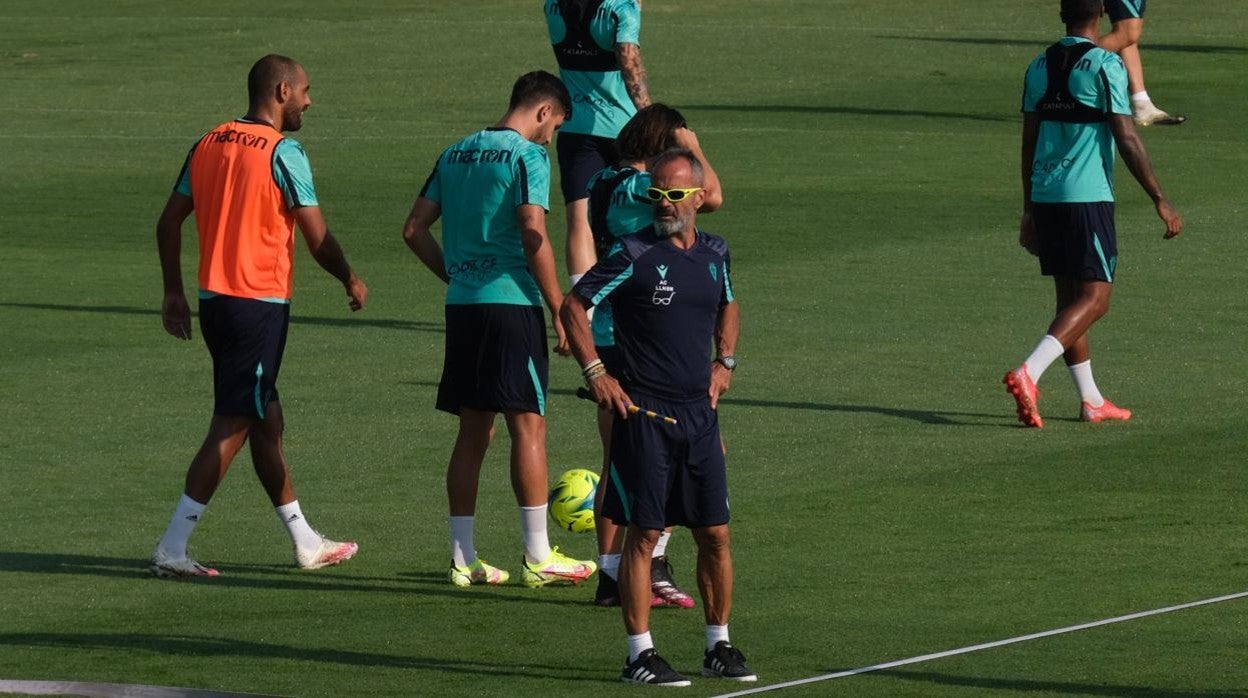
[651,530,670,558]
[157,494,206,558]
[628,631,655,663]
[600,553,621,580]
[275,501,322,552]
[1067,360,1105,407]
[706,624,730,652]
[1023,335,1065,381]
[520,505,552,564]
[1131,90,1150,104]
[449,515,476,568]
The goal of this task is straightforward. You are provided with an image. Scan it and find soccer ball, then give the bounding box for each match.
[548,468,599,533]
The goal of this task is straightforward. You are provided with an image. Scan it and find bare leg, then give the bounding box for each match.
[183,414,253,503]
[503,410,548,508]
[621,526,662,634]
[248,400,295,507]
[691,525,733,626]
[595,409,625,558]
[564,197,595,277]
[1120,42,1147,96]
[1046,277,1112,359]
[447,409,496,516]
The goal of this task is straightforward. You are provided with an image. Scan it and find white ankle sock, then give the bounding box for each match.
[1024,335,1065,381]
[520,505,551,564]
[600,553,621,580]
[628,631,655,663]
[1067,360,1105,407]
[449,515,476,568]
[651,530,670,558]
[1131,90,1150,103]
[275,501,322,552]
[157,494,205,558]
[706,624,730,652]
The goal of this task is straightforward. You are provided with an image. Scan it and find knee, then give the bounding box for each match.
[626,529,661,557]
[695,526,731,556]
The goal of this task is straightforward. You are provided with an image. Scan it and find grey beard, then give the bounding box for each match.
[655,216,685,237]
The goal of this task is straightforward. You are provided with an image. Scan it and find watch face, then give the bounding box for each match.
[719,356,737,370]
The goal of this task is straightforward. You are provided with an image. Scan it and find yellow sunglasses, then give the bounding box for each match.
[645,186,703,203]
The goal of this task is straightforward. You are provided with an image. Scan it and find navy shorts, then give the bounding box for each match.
[1034,202,1118,282]
[437,304,549,416]
[556,132,620,203]
[602,391,730,530]
[198,295,289,419]
[1106,0,1146,23]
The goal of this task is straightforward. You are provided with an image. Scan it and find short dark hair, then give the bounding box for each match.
[1060,0,1103,26]
[509,70,573,120]
[650,147,704,186]
[616,104,687,163]
[248,54,301,107]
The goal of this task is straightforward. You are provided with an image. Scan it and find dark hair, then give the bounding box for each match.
[616,104,687,163]
[1060,0,1103,26]
[650,147,704,185]
[247,54,301,107]
[509,70,573,120]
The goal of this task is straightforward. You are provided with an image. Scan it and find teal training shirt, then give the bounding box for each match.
[419,127,551,307]
[544,0,641,138]
[175,121,318,209]
[1022,37,1131,203]
[586,166,652,346]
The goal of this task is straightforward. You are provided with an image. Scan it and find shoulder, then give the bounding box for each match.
[697,231,729,257]
[518,139,550,165]
[619,226,660,258]
[274,137,304,157]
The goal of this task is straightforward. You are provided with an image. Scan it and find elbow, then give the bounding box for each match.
[700,189,724,213]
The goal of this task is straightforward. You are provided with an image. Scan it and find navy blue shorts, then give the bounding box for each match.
[198,295,289,419]
[1034,202,1118,282]
[556,132,620,203]
[437,304,549,416]
[1106,0,1146,23]
[602,392,729,530]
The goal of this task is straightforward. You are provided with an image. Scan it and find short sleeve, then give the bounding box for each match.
[515,144,551,212]
[720,250,735,306]
[173,146,194,198]
[574,245,635,307]
[1101,54,1131,116]
[271,139,319,209]
[614,0,641,45]
[1021,60,1044,113]
[419,152,442,204]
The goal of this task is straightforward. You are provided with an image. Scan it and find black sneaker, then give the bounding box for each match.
[595,571,620,607]
[621,648,691,686]
[650,556,696,608]
[702,641,757,681]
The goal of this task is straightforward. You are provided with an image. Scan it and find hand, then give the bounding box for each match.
[1019,212,1039,256]
[345,276,368,311]
[588,373,632,420]
[1156,199,1182,239]
[673,127,700,150]
[709,362,733,410]
[162,292,192,340]
[551,313,571,357]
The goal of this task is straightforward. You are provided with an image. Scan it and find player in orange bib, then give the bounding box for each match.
[151,54,369,578]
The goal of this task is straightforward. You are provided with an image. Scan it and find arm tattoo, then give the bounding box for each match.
[616,43,651,109]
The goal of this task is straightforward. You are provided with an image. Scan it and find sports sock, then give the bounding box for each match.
[706,624,730,652]
[520,505,552,564]
[628,631,655,663]
[275,501,322,552]
[449,516,475,568]
[652,530,670,558]
[1023,335,1065,381]
[1130,90,1151,104]
[600,553,622,580]
[157,494,206,558]
[1067,360,1105,407]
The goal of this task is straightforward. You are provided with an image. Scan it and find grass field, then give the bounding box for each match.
[2,1,1247,696]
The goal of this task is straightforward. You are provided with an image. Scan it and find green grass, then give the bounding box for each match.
[2,1,1247,695]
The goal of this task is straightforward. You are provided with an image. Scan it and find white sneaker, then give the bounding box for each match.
[295,537,358,570]
[1133,103,1186,126]
[150,548,220,578]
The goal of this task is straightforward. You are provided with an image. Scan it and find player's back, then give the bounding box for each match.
[426,128,550,306]
[543,0,640,137]
[1022,37,1131,204]
[587,165,652,255]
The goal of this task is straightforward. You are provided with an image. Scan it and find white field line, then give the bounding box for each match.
[711,590,1248,698]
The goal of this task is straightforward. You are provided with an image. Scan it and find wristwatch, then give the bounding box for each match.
[715,355,737,371]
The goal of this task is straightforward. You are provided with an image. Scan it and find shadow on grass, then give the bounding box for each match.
[0,632,612,683]
[680,103,1009,122]
[878,35,1248,54]
[0,552,592,606]
[0,302,444,334]
[871,669,1248,697]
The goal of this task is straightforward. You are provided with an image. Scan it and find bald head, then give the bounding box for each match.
[248,54,302,109]
[246,54,311,132]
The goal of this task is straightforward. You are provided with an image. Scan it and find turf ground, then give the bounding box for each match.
[2,1,1247,695]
